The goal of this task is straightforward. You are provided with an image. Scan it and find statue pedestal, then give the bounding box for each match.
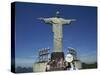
[48,52,65,71]
[51,52,64,61]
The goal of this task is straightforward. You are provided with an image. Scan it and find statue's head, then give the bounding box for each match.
[55,11,60,18]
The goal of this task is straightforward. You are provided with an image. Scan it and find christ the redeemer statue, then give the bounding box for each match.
[38,11,76,52]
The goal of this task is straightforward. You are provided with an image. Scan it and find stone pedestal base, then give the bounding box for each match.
[47,52,65,71]
[51,52,64,61]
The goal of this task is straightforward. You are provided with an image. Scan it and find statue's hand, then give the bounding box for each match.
[37,17,44,20]
[70,19,76,21]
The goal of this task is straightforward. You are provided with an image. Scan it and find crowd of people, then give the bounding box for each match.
[45,57,79,71]
[45,58,71,71]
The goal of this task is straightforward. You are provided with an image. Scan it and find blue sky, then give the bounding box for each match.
[14,2,97,67]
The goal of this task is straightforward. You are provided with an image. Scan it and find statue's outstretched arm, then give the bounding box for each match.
[38,17,52,24]
[62,19,76,25]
